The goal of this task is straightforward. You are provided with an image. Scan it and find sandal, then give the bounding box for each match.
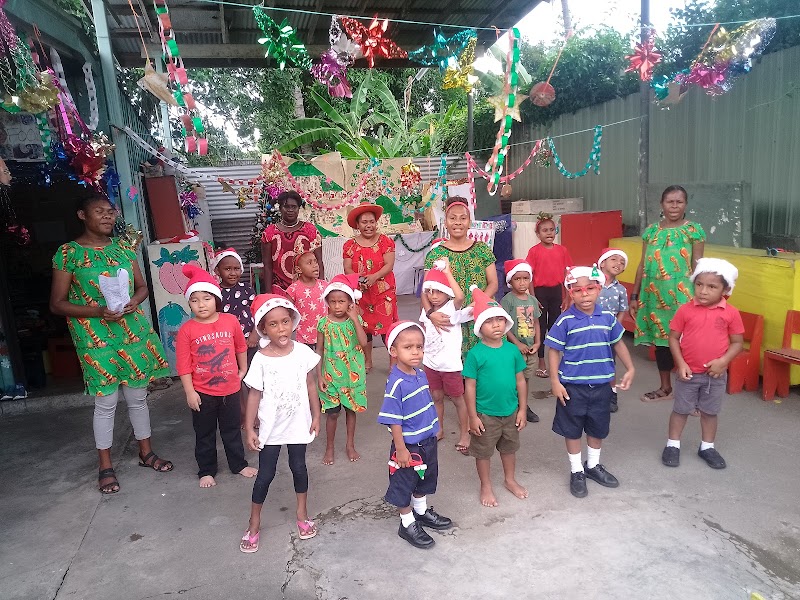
[240,530,259,553]
[297,520,317,540]
[98,468,120,494]
[455,443,470,456]
[640,388,673,403]
[138,451,174,472]
[535,368,548,378]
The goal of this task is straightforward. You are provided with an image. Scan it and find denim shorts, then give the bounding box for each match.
[384,435,439,508]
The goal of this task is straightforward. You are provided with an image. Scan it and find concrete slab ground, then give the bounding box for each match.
[1,295,799,600]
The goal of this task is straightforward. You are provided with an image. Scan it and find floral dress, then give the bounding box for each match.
[634,221,706,347]
[343,234,398,336]
[261,221,319,295]
[317,316,367,412]
[424,241,496,356]
[52,240,170,396]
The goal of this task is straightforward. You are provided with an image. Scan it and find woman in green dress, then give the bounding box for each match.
[50,196,173,494]
[629,185,706,402]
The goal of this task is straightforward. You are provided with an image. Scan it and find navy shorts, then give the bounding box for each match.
[384,435,439,508]
[552,382,612,440]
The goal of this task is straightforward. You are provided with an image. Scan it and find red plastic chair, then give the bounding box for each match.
[726,311,763,394]
[762,310,800,401]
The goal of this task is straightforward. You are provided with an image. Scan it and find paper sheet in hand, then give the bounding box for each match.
[99,268,131,313]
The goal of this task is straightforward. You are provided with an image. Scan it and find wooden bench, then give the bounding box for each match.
[762,310,800,401]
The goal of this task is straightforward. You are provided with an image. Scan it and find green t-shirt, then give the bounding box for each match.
[462,340,526,417]
[500,292,542,346]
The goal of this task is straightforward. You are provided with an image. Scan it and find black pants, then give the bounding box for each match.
[251,444,308,504]
[192,392,248,478]
[535,284,563,358]
[655,345,675,372]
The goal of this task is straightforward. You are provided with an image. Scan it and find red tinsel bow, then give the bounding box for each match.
[624,39,662,82]
[686,62,727,90]
[340,16,407,68]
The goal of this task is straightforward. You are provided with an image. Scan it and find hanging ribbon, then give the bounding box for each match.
[547,126,603,179]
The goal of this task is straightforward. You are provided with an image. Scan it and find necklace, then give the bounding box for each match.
[280,219,300,229]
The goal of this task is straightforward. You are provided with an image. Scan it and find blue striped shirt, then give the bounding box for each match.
[544,305,625,384]
[377,366,440,444]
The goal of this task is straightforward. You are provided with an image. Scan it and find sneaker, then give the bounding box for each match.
[526,406,540,423]
[413,507,452,530]
[583,462,620,488]
[697,447,726,469]
[569,471,588,498]
[609,391,618,413]
[398,521,435,549]
[661,446,680,467]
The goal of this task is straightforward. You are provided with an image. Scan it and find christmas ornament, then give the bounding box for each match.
[340,16,407,68]
[16,70,58,113]
[408,29,476,72]
[311,50,352,98]
[500,184,512,198]
[400,161,421,194]
[63,133,116,187]
[137,61,178,106]
[488,88,524,122]
[624,35,662,82]
[529,81,555,107]
[253,6,312,71]
[442,37,477,92]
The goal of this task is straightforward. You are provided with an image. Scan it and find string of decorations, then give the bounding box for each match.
[393,232,437,253]
[548,125,603,179]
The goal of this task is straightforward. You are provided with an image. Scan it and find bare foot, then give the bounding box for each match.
[199,475,216,488]
[365,362,373,374]
[346,446,360,462]
[322,449,334,465]
[504,478,529,499]
[480,484,498,507]
[238,466,258,478]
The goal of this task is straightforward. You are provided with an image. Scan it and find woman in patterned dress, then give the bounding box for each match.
[629,185,706,402]
[50,196,173,494]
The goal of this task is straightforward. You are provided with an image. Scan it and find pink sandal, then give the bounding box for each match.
[297,520,317,540]
[240,530,259,553]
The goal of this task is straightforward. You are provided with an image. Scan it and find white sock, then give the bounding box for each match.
[611,386,617,394]
[667,439,681,449]
[586,446,601,469]
[412,495,427,514]
[400,511,415,527]
[568,452,583,473]
[700,441,714,451]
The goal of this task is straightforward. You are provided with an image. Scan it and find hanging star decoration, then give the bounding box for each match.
[409,29,476,72]
[442,37,477,92]
[340,16,407,68]
[487,87,524,122]
[253,6,312,70]
[624,35,662,82]
[136,62,178,106]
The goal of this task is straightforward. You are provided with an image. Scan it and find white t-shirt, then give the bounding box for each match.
[243,342,321,448]
[419,300,474,372]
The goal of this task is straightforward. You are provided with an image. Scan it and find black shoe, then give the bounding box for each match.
[583,462,620,488]
[570,471,588,498]
[662,446,680,467]
[413,507,452,530]
[609,392,618,413]
[526,406,540,423]
[398,521,435,548]
[697,447,726,469]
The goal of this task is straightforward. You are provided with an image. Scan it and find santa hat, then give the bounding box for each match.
[211,247,243,271]
[251,294,301,340]
[183,264,222,300]
[691,257,739,294]
[470,286,513,338]
[164,230,200,244]
[422,269,454,297]
[429,237,447,251]
[504,259,532,284]
[293,234,322,261]
[322,273,362,303]
[386,320,425,349]
[564,265,606,289]
[597,248,628,268]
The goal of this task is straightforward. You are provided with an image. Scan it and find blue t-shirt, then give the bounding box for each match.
[544,304,625,385]
[596,280,628,315]
[377,366,440,444]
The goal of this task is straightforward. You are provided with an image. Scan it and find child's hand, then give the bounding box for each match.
[617,368,634,391]
[238,369,247,381]
[515,342,528,355]
[310,416,320,437]
[246,430,260,452]
[246,331,259,348]
[469,416,485,436]
[394,446,411,468]
[529,343,540,355]
[677,363,693,381]
[186,391,202,411]
[318,379,328,393]
[515,408,527,431]
[552,382,570,406]
[346,302,360,321]
[704,359,727,378]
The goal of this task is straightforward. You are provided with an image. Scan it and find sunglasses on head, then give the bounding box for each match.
[569,283,600,295]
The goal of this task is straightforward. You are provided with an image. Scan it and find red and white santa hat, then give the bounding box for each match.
[597,247,628,268]
[470,286,513,338]
[386,320,425,349]
[564,265,606,289]
[251,294,301,339]
[429,237,447,251]
[422,268,454,297]
[164,230,200,244]
[691,257,739,294]
[504,259,532,284]
[183,264,222,300]
[211,247,243,271]
[322,273,362,302]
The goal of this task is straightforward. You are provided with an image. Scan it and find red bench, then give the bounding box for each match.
[762,310,800,401]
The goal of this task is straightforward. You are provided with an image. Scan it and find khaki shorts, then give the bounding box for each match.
[522,353,537,381]
[469,412,520,459]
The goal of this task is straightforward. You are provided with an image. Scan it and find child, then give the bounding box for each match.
[596,248,630,413]
[419,259,473,454]
[239,294,321,553]
[545,266,634,499]
[525,214,573,380]
[378,321,452,549]
[463,287,528,508]
[500,259,542,423]
[317,273,368,465]
[662,258,744,470]
[285,236,327,351]
[176,265,258,488]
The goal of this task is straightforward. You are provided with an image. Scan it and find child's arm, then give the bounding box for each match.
[531,317,542,355]
[307,370,321,436]
[514,371,527,431]
[180,374,201,411]
[347,303,369,348]
[705,334,744,378]
[316,330,327,391]
[464,378,484,436]
[389,424,411,468]
[246,329,260,348]
[440,259,465,308]
[668,330,693,381]
[236,351,247,380]
[548,347,569,405]
[612,338,635,390]
[506,330,528,355]
[244,387,261,451]
[616,312,625,322]
[629,243,647,320]
[176,326,200,410]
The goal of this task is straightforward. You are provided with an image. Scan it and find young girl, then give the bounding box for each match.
[524,214,573,379]
[240,294,321,553]
[316,274,368,465]
[285,236,327,350]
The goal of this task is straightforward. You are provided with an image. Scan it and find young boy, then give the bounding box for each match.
[463,287,528,508]
[176,265,258,488]
[546,266,634,499]
[378,321,452,549]
[501,259,542,423]
[596,248,630,413]
[419,258,473,454]
[662,258,744,470]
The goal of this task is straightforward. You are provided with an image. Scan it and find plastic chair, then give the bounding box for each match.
[726,311,764,394]
[762,310,800,401]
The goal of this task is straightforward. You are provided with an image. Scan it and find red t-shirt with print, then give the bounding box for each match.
[176,313,247,396]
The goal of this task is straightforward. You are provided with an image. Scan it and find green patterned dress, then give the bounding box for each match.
[52,240,170,396]
[424,241,496,356]
[634,221,706,347]
[317,315,367,412]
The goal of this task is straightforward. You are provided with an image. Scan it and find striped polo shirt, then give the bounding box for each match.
[544,305,625,385]
[378,366,440,444]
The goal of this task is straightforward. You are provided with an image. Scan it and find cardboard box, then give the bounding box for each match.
[511,198,584,215]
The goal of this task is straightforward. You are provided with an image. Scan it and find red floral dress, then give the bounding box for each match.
[261,221,319,295]
[343,234,398,336]
[285,279,328,345]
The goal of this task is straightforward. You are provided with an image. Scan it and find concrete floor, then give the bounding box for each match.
[1,295,799,600]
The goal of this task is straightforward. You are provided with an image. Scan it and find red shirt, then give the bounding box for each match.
[286,279,328,345]
[176,313,247,396]
[670,298,745,373]
[525,243,574,288]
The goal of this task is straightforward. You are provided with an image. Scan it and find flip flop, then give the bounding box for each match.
[640,389,674,402]
[297,520,317,540]
[240,530,259,553]
[455,444,470,456]
[535,368,548,378]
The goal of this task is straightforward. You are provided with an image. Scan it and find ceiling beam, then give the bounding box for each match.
[305,0,324,45]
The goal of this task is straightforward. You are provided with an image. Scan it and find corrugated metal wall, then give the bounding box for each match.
[507,45,800,240]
